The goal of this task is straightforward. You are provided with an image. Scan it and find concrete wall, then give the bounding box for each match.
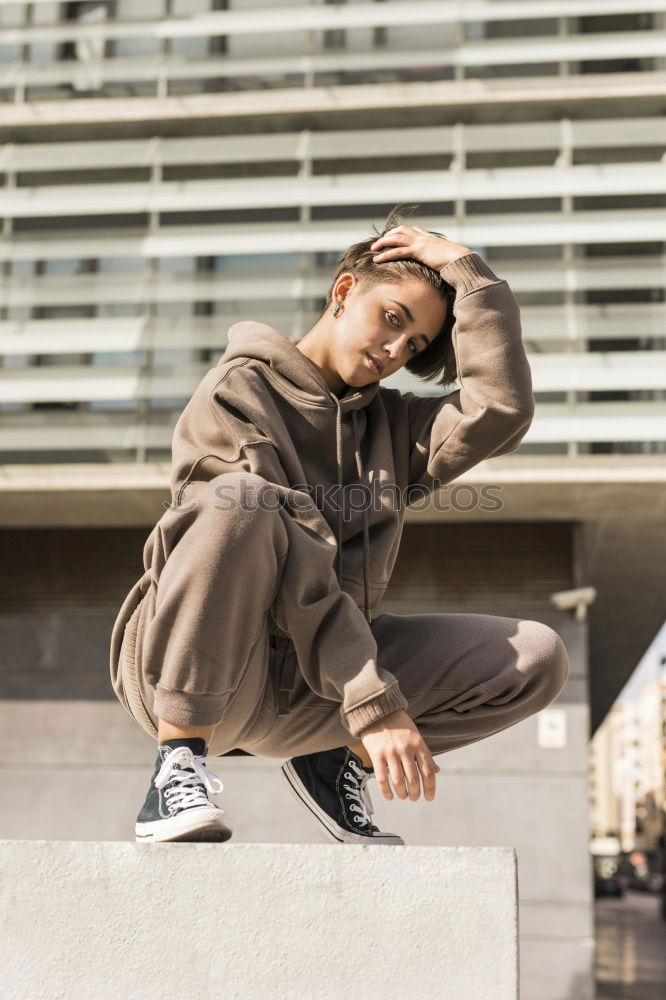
[0,840,519,1000]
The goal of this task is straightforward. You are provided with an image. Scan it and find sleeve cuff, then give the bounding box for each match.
[341,682,409,739]
[439,252,503,296]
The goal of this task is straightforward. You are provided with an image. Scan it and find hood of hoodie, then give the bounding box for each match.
[220,320,380,414]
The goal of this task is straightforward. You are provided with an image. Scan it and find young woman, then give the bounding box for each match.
[109,207,569,846]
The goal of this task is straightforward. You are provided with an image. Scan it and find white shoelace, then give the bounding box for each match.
[154,746,224,814]
[343,759,375,828]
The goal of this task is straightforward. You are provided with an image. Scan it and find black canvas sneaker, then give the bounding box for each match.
[281,745,405,845]
[135,738,233,843]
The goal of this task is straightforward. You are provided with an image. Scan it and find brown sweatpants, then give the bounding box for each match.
[113,473,570,760]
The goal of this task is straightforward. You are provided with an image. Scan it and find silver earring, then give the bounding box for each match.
[333,302,344,317]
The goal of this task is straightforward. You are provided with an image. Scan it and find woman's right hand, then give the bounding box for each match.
[359,709,441,802]
[370,225,475,272]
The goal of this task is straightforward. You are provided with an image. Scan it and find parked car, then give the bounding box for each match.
[625,849,665,893]
[594,871,625,898]
[627,867,664,892]
[593,856,625,898]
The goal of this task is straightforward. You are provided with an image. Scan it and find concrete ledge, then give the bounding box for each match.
[2,454,666,527]
[0,840,518,1000]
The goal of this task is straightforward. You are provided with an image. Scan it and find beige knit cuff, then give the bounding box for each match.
[439,251,502,297]
[342,682,410,739]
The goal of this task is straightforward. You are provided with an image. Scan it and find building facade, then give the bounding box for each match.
[590,646,666,853]
[2,4,666,998]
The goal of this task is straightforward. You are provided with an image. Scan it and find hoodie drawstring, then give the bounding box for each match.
[352,409,372,625]
[335,403,344,586]
[334,402,371,625]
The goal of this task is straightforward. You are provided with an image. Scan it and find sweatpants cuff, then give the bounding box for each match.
[342,683,409,739]
[153,684,230,728]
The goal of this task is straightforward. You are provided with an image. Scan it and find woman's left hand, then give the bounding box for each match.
[369,224,475,272]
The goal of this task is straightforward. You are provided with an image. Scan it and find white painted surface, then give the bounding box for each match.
[0,840,518,1000]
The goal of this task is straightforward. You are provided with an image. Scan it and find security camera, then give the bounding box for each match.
[549,586,597,622]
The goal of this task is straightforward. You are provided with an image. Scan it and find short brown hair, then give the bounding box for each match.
[322,203,458,387]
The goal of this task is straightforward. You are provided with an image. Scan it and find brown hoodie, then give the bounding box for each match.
[124,251,534,738]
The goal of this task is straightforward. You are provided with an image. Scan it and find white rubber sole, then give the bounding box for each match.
[135,804,234,843]
[280,759,405,846]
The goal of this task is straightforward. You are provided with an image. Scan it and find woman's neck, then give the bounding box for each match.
[294,333,346,396]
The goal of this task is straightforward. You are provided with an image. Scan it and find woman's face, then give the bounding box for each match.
[331,275,448,389]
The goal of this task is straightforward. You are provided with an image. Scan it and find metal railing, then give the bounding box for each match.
[0,1,665,103]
